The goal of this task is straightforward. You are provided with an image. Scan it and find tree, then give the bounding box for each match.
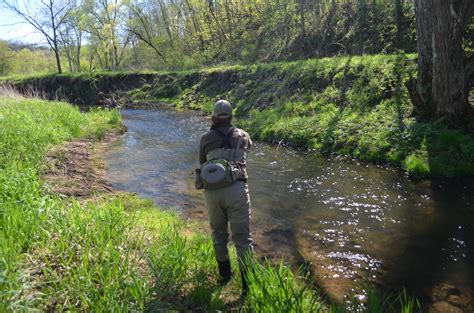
[58,4,87,72]
[409,0,473,122]
[394,0,403,48]
[126,2,167,63]
[1,0,75,74]
[85,0,131,70]
[0,41,14,75]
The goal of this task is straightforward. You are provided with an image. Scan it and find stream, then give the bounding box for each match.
[105,108,474,310]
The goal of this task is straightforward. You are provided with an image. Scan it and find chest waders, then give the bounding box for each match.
[200,127,253,296]
[200,127,245,190]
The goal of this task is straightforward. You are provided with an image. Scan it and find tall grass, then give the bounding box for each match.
[0,93,135,310]
[244,257,325,312]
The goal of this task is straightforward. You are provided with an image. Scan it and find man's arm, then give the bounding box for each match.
[243,130,252,149]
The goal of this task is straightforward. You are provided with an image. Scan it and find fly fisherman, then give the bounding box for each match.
[195,100,254,296]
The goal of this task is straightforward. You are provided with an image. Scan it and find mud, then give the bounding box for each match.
[42,127,125,199]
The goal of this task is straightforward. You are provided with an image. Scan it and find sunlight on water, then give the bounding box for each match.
[105,108,474,303]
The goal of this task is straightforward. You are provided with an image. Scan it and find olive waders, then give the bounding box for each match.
[198,100,254,295]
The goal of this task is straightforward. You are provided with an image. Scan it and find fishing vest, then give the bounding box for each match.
[200,127,247,190]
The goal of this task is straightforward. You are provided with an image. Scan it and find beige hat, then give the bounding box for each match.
[212,100,233,119]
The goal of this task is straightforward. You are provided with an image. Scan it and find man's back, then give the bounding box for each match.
[199,126,252,165]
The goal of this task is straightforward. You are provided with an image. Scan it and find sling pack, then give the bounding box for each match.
[200,127,243,190]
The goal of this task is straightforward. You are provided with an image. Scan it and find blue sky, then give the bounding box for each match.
[0,7,46,44]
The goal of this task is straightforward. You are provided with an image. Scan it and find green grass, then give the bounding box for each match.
[244,257,325,312]
[334,286,421,313]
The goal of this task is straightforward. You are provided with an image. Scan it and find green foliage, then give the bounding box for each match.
[0,41,14,76]
[0,94,128,310]
[244,258,324,312]
[0,41,58,77]
[403,153,429,177]
[0,0,418,76]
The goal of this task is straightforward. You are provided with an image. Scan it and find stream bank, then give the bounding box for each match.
[5,54,474,178]
[42,127,125,198]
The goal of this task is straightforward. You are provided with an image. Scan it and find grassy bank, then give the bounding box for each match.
[5,54,474,177]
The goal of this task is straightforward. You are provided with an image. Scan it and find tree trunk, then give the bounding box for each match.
[299,0,306,41]
[410,0,434,118]
[76,34,82,71]
[159,0,174,46]
[224,0,233,39]
[67,47,73,72]
[410,0,470,122]
[49,0,62,74]
[355,0,368,55]
[394,0,403,49]
[431,0,468,118]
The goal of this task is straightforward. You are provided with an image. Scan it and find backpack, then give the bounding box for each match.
[199,127,243,190]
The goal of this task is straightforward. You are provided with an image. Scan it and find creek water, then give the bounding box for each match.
[105,108,474,308]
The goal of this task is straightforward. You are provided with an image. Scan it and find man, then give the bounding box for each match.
[197,99,254,296]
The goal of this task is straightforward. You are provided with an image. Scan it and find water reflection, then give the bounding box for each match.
[105,108,474,307]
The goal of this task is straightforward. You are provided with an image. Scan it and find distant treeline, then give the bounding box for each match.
[0,0,416,75]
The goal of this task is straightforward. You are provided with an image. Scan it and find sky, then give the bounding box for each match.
[0,7,46,44]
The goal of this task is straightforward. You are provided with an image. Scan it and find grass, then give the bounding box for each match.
[244,258,325,312]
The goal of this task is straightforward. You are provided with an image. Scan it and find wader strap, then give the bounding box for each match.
[232,129,243,162]
[214,127,236,149]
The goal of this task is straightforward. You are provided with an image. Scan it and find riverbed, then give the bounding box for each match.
[105,108,474,310]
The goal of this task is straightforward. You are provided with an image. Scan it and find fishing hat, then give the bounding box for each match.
[212,100,233,120]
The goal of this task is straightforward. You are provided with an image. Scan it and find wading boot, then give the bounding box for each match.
[217,260,233,286]
[240,268,249,297]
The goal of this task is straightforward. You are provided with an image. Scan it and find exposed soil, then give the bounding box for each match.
[42,127,126,199]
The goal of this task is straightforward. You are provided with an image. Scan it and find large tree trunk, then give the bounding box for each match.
[53,34,62,74]
[410,0,471,122]
[299,0,306,41]
[394,0,403,49]
[431,0,468,118]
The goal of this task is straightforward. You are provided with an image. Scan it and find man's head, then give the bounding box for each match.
[211,100,233,125]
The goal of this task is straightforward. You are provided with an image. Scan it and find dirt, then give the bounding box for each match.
[42,127,126,199]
